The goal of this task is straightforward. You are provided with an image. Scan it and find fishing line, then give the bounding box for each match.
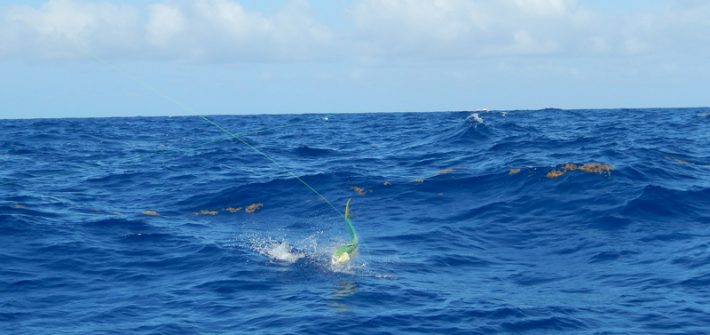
[114,116,319,168]
[88,55,345,220]
[198,115,344,218]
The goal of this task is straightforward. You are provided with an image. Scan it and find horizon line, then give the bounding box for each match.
[2,106,709,121]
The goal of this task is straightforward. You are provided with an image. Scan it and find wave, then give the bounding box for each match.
[290,145,339,157]
[620,185,709,221]
[3,109,710,334]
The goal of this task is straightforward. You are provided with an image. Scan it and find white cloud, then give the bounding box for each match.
[0,0,332,61]
[174,0,334,60]
[0,0,141,59]
[350,0,592,58]
[147,3,186,49]
[0,0,709,62]
[349,0,710,59]
[512,0,573,16]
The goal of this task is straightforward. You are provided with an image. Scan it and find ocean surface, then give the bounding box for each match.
[2,109,709,334]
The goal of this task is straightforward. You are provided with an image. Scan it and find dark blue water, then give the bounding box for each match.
[2,109,709,334]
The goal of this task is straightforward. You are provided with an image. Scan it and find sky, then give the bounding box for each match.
[1,0,709,119]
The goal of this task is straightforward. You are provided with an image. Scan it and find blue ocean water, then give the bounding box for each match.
[1,109,709,334]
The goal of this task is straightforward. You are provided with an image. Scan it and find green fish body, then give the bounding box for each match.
[331,199,358,265]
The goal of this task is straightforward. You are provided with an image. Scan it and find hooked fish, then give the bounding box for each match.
[331,199,358,265]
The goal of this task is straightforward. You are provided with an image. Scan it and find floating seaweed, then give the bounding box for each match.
[578,163,614,173]
[546,162,614,179]
[245,203,263,214]
[225,207,242,213]
[546,170,565,179]
[143,210,159,216]
[383,181,392,186]
[195,210,218,216]
[508,168,521,175]
[562,163,578,171]
[352,186,367,196]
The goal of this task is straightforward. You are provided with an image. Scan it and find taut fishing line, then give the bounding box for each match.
[87,55,352,242]
[80,53,365,269]
[115,116,321,168]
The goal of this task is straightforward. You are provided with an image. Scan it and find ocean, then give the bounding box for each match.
[2,108,709,334]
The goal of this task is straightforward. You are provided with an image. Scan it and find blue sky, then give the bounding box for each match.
[1,0,708,119]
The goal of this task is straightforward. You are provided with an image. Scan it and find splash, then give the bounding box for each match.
[251,238,305,264]
[330,257,359,274]
[242,232,366,274]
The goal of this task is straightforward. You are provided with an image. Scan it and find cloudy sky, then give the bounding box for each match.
[1,0,709,118]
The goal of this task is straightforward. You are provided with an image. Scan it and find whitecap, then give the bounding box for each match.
[466,113,484,124]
